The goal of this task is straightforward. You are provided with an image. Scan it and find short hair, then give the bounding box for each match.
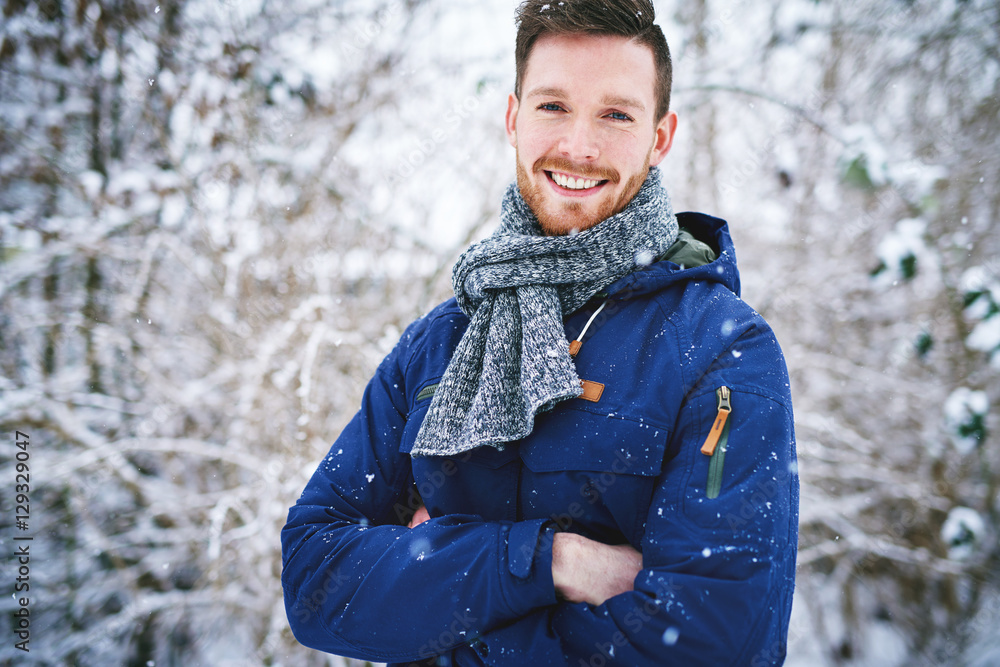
[514,0,673,122]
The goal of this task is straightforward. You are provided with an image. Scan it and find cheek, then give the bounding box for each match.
[517,125,555,159]
[604,131,650,164]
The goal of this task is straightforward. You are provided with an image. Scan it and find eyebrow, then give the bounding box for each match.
[525,86,646,112]
[602,95,646,112]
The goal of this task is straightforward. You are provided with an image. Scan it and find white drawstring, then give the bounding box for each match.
[578,299,609,342]
[570,299,610,357]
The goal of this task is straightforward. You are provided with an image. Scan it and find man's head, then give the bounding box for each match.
[506,0,678,236]
[514,0,673,123]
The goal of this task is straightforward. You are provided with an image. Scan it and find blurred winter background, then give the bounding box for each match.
[1,0,998,664]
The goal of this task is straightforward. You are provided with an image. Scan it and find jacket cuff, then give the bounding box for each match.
[500,519,558,616]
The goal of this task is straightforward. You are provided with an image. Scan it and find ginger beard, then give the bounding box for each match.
[516,151,651,237]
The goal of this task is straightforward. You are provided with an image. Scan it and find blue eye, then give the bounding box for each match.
[538,103,563,112]
[608,111,632,121]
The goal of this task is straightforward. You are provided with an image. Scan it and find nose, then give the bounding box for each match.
[558,116,600,163]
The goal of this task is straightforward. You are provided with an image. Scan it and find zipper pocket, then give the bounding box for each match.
[416,383,439,402]
[702,386,732,499]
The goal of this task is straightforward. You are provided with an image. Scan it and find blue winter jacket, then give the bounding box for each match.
[281,212,799,666]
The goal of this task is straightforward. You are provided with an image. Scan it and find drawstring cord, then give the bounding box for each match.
[569,299,609,357]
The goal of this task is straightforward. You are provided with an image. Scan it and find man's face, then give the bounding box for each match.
[506,33,678,236]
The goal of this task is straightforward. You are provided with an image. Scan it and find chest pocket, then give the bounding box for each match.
[518,406,670,547]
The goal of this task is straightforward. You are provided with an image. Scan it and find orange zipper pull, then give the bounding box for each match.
[701,386,731,456]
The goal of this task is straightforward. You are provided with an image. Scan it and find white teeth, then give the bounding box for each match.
[552,172,599,190]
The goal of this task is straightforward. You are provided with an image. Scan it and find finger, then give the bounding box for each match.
[408,505,430,528]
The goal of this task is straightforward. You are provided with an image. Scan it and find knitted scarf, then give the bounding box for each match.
[409,166,678,458]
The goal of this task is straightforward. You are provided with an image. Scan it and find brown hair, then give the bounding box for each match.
[514,0,673,122]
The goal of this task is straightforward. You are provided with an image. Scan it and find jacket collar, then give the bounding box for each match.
[600,212,741,300]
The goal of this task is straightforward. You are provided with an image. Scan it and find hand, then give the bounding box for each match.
[551,532,642,606]
[408,504,430,529]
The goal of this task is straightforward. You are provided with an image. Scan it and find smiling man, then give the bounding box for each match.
[282,2,798,666]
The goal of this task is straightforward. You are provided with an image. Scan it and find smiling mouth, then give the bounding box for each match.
[546,171,608,192]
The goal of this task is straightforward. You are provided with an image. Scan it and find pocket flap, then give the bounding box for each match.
[519,407,669,476]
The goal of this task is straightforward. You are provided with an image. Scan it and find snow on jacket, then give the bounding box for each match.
[281,212,799,666]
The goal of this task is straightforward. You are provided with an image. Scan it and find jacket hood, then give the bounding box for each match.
[601,211,741,301]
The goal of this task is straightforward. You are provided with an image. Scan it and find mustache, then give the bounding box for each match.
[532,157,620,184]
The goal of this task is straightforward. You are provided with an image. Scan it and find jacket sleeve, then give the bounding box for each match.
[280,323,558,665]
[469,326,799,667]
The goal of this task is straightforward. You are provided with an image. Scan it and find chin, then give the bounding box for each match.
[536,202,604,236]
[520,174,620,235]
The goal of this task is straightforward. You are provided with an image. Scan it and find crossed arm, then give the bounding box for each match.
[408,505,643,607]
[282,321,797,664]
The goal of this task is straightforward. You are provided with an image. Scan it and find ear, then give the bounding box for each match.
[648,110,678,167]
[505,93,520,148]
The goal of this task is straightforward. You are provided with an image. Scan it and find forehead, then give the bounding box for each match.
[522,32,657,108]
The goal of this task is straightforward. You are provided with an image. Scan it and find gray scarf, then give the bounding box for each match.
[410,166,678,458]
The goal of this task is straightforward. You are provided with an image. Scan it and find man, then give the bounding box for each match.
[282,1,798,665]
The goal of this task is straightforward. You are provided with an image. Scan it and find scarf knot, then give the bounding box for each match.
[411,166,678,457]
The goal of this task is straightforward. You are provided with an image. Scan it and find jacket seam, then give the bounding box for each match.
[555,403,673,435]
[399,301,464,385]
[298,542,470,663]
[287,583,421,662]
[495,523,522,618]
[729,572,783,667]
